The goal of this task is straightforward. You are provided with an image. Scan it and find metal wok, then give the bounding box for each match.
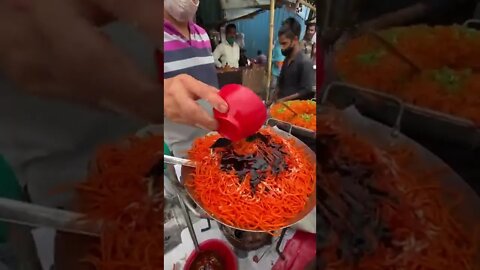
[323,21,480,148]
[330,107,480,231]
[176,127,316,233]
[322,81,480,148]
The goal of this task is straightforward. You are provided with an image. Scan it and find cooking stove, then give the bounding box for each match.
[164,218,299,270]
[220,224,272,252]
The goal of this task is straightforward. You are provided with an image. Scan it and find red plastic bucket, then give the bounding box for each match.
[184,239,238,270]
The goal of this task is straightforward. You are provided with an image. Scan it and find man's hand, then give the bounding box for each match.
[0,0,164,122]
[277,93,299,103]
[164,74,228,130]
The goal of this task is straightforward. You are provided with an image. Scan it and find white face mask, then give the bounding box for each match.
[165,0,199,23]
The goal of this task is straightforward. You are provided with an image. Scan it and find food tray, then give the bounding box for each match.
[324,107,480,265]
[266,99,316,150]
[265,118,316,150]
[321,82,480,148]
[179,127,316,233]
[464,19,480,30]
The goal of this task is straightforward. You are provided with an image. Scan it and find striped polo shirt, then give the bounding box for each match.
[163,20,219,158]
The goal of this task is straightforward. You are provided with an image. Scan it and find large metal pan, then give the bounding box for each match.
[265,118,316,140]
[266,99,317,149]
[331,107,480,231]
[325,21,480,148]
[322,82,480,148]
[176,127,316,233]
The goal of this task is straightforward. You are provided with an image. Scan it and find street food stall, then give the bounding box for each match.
[200,0,316,100]
[0,2,318,270]
[216,66,267,96]
[162,2,318,269]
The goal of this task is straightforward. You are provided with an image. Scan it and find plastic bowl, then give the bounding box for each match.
[214,84,267,141]
[184,239,238,270]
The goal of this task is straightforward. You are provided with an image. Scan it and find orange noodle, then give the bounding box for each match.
[316,112,479,269]
[270,100,317,131]
[335,25,480,124]
[76,135,164,270]
[187,127,315,232]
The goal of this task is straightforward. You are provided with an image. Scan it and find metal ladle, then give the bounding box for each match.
[367,30,421,73]
[281,102,298,116]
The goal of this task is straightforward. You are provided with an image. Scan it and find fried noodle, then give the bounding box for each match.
[187,127,315,232]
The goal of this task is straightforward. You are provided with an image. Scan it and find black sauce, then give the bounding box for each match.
[210,133,288,193]
[316,132,395,264]
[190,251,225,270]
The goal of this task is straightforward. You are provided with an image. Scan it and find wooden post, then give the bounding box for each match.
[266,0,276,101]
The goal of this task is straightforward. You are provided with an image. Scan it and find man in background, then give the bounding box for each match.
[213,23,240,69]
[272,18,315,103]
[256,50,267,65]
[300,19,316,60]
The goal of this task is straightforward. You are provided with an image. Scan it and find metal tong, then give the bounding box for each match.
[163,155,196,168]
[0,198,100,237]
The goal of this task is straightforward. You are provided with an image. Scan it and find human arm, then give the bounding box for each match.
[234,45,241,68]
[271,45,283,63]
[355,0,456,33]
[267,67,285,105]
[0,0,166,122]
[0,0,164,122]
[212,44,224,68]
[357,3,428,32]
[164,74,227,130]
[311,33,317,60]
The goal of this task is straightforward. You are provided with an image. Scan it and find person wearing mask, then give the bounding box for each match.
[270,18,315,104]
[213,24,240,69]
[0,0,225,268]
[300,20,316,60]
[164,0,228,157]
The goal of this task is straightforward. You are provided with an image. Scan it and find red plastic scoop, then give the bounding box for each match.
[213,84,267,141]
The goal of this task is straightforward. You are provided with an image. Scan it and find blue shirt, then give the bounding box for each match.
[271,42,285,77]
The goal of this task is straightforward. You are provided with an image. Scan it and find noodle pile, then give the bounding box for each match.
[316,112,479,269]
[270,100,317,131]
[187,127,315,232]
[76,135,164,270]
[335,25,480,123]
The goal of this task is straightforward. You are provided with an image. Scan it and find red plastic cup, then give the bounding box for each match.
[214,84,267,141]
[184,239,238,270]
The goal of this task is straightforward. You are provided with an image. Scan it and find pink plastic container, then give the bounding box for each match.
[184,239,238,270]
[214,84,267,141]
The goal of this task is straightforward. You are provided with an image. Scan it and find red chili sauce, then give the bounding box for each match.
[189,250,225,270]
